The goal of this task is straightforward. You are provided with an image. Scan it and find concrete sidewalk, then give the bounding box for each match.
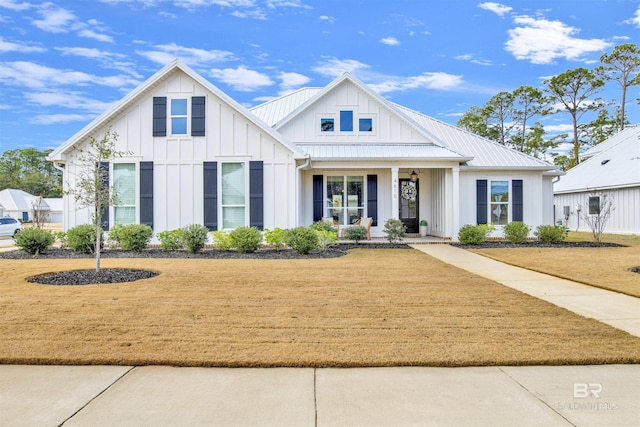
[411,244,640,338]
[1,364,638,426]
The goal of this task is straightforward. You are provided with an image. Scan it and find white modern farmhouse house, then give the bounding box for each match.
[48,60,560,240]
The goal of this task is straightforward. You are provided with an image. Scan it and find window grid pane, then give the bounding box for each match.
[490,181,509,225]
[321,118,334,132]
[113,163,136,226]
[359,118,372,132]
[221,163,245,229]
[340,110,353,132]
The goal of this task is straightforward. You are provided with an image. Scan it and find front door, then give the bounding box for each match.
[399,179,419,233]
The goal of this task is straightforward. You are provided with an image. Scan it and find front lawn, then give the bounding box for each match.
[471,232,640,297]
[1,248,639,367]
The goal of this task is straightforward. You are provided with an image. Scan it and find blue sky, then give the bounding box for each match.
[1,0,639,155]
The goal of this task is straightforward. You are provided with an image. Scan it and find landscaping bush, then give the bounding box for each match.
[67,224,103,253]
[157,229,184,251]
[211,230,233,251]
[503,221,531,244]
[315,229,338,253]
[109,224,153,252]
[382,218,406,243]
[13,227,55,255]
[181,224,210,253]
[458,224,493,245]
[229,226,263,253]
[344,225,367,244]
[264,228,287,251]
[54,231,67,248]
[285,226,319,254]
[535,224,568,244]
[309,220,337,234]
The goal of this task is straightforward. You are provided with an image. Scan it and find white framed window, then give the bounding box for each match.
[326,175,364,225]
[170,98,188,135]
[221,162,246,229]
[490,180,509,225]
[113,163,136,225]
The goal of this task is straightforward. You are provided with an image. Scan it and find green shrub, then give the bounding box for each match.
[285,226,319,254]
[14,227,55,255]
[315,229,338,253]
[458,224,493,245]
[534,225,568,244]
[109,224,153,252]
[229,226,263,253]
[157,229,184,251]
[54,231,67,248]
[211,230,233,251]
[309,220,337,234]
[264,228,287,251]
[181,224,210,253]
[503,221,531,244]
[344,225,368,244]
[67,224,102,253]
[382,218,406,243]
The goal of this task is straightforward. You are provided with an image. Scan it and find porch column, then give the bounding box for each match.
[451,166,460,241]
[391,167,399,219]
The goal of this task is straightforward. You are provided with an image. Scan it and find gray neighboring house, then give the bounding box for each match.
[0,189,49,222]
[553,126,640,234]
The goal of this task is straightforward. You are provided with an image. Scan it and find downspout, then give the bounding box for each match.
[295,155,311,227]
[52,161,66,232]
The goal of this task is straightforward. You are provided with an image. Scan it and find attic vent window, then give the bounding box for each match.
[601,159,610,165]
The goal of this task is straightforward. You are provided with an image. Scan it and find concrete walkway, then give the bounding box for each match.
[411,244,640,338]
[1,364,638,426]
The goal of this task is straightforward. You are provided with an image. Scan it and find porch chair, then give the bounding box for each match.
[355,217,373,240]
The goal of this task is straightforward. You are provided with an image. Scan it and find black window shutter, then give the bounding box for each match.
[153,97,166,137]
[312,175,324,222]
[512,179,523,222]
[203,162,218,230]
[249,161,264,230]
[140,162,154,229]
[191,96,205,137]
[476,179,488,225]
[367,175,378,226]
[99,161,110,230]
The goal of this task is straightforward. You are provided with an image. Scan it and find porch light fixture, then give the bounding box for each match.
[410,170,419,183]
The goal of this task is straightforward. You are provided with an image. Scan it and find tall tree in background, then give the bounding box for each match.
[545,68,605,166]
[0,148,62,197]
[511,86,551,152]
[597,43,640,130]
[484,91,516,146]
[457,105,500,141]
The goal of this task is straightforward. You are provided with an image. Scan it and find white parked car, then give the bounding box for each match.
[0,217,22,237]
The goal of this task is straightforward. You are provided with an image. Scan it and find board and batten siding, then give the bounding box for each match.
[554,187,640,234]
[61,70,297,233]
[277,80,431,144]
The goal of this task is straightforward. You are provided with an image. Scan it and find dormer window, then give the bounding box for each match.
[340,110,353,132]
[359,118,373,132]
[321,118,334,132]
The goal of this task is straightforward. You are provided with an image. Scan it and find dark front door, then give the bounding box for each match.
[399,179,419,233]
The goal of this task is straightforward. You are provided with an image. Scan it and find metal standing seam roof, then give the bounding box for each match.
[250,88,322,126]
[554,127,640,193]
[579,125,640,161]
[296,143,471,161]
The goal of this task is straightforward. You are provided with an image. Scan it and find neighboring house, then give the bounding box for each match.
[48,60,560,240]
[44,198,64,223]
[554,126,640,234]
[0,189,50,222]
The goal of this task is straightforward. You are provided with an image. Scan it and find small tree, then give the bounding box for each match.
[580,192,614,243]
[30,196,50,229]
[66,130,127,271]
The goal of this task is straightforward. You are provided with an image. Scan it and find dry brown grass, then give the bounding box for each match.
[471,232,640,297]
[1,248,639,367]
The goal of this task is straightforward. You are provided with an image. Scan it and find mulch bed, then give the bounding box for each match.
[454,241,625,249]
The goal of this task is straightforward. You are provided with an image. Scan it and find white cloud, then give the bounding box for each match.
[455,54,493,66]
[313,57,370,77]
[32,4,76,33]
[380,37,400,46]
[319,15,335,23]
[31,113,95,125]
[544,124,574,133]
[25,90,115,113]
[137,43,234,66]
[78,29,114,43]
[0,0,34,11]
[624,7,640,27]
[0,61,139,89]
[208,66,274,91]
[0,37,45,53]
[278,71,310,91]
[478,2,512,17]
[505,15,612,64]
[369,72,464,93]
